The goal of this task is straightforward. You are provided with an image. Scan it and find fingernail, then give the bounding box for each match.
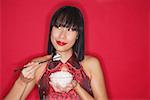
[35,62,39,64]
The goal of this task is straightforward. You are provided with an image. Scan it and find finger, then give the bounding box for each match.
[23,62,39,72]
[26,63,39,74]
[20,71,34,80]
[64,86,73,93]
[26,71,35,79]
[22,70,34,78]
[22,64,37,78]
[23,62,35,71]
[67,83,73,87]
[20,74,32,83]
[30,61,41,70]
[31,60,40,63]
[71,80,77,88]
[21,66,33,76]
[64,84,74,92]
[24,62,35,67]
[26,61,39,67]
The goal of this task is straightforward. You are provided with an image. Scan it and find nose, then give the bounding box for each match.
[59,28,67,39]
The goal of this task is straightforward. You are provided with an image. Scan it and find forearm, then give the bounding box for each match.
[74,83,94,100]
[4,78,27,100]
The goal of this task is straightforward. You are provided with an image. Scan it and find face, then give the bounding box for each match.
[51,26,78,52]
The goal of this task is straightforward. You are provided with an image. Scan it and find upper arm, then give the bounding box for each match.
[86,56,108,100]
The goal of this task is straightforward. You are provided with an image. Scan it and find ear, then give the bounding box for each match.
[76,34,79,40]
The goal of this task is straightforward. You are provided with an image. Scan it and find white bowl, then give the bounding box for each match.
[49,71,73,88]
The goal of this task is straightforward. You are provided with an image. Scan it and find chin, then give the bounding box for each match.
[56,48,70,52]
[55,46,72,52]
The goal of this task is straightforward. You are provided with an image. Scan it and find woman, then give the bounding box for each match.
[5,6,107,100]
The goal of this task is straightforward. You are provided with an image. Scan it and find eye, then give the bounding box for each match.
[58,26,61,30]
[67,28,72,31]
[68,28,76,32]
[54,25,61,30]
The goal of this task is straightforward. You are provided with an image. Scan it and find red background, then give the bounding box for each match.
[1,0,149,99]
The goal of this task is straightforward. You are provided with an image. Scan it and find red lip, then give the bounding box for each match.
[56,41,67,46]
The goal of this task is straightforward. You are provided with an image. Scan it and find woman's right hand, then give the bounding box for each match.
[20,62,39,83]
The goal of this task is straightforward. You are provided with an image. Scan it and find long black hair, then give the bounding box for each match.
[48,6,84,61]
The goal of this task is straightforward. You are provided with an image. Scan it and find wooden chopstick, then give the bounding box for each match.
[14,59,50,72]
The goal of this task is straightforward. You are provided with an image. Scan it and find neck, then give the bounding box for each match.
[56,49,73,63]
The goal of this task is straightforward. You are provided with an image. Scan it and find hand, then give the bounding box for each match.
[63,80,78,93]
[20,62,39,83]
[49,80,78,93]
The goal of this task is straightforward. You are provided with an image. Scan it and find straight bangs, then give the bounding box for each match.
[52,8,81,32]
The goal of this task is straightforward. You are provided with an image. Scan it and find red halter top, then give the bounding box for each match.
[38,53,93,100]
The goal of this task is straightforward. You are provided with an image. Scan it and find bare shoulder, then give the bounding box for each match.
[81,55,102,79]
[82,55,101,69]
[84,55,100,65]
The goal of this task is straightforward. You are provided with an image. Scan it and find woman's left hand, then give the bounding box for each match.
[63,80,78,93]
